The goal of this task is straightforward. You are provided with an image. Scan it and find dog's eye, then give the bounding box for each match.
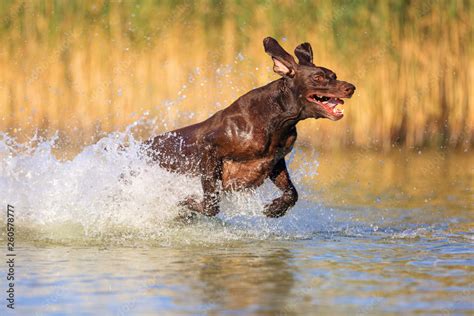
[313,74,324,82]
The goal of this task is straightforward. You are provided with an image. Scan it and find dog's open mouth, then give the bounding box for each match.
[307,94,345,119]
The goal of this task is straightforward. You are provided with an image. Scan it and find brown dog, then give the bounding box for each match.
[144,37,355,218]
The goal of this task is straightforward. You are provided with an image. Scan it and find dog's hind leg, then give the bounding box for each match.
[263,159,298,218]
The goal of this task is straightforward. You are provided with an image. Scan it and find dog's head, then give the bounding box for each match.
[263,37,355,121]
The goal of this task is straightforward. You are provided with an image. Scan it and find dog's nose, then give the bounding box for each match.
[343,83,356,95]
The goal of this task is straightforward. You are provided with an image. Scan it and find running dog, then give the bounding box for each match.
[144,37,356,218]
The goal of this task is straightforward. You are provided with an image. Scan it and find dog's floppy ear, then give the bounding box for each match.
[294,42,313,66]
[263,37,297,78]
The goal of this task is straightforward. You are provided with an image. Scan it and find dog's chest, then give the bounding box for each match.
[221,128,297,191]
[221,157,274,190]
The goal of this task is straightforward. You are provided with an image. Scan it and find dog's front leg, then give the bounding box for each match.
[180,147,222,217]
[264,159,298,218]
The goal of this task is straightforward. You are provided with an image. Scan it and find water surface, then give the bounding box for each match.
[0,131,472,315]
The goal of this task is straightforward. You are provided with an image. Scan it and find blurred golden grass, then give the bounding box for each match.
[0,0,472,151]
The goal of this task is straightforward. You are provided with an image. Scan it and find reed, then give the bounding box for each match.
[0,0,472,151]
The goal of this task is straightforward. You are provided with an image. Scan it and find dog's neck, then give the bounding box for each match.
[258,78,303,131]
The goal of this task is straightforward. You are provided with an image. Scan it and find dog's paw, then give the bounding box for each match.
[263,198,289,218]
[178,195,204,213]
[174,208,198,224]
